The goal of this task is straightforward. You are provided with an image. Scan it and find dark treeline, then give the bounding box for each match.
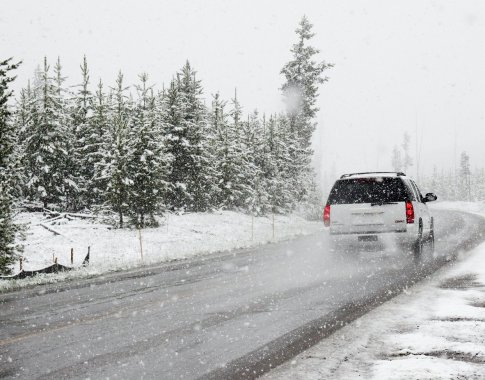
[1,17,332,273]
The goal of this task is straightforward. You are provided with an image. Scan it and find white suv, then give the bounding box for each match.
[323,172,437,255]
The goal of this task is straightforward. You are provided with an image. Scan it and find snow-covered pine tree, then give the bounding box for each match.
[227,90,253,209]
[164,61,216,212]
[15,84,32,143]
[102,71,131,227]
[0,58,21,274]
[278,111,313,207]
[280,16,332,205]
[18,81,40,202]
[241,111,269,215]
[53,57,78,209]
[210,92,228,206]
[179,61,218,212]
[126,73,170,227]
[431,165,438,192]
[12,83,35,199]
[71,55,95,209]
[162,77,187,211]
[273,114,296,211]
[281,16,333,150]
[24,57,72,209]
[211,92,247,209]
[263,113,304,215]
[391,145,402,172]
[443,169,456,200]
[460,151,471,201]
[473,167,485,201]
[90,79,110,206]
[401,132,413,174]
[262,114,280,213]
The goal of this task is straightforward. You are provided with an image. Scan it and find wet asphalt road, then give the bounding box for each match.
[1,209,485,379]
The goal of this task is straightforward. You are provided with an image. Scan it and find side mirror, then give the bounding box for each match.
[424,193,437,202]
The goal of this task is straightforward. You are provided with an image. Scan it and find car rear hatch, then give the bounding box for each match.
[327,177,409,235]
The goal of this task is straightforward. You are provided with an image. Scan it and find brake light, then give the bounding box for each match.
[405,201,414,224]
[323,204,331,227]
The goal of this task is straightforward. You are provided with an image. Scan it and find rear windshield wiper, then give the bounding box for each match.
[370,201,399,206]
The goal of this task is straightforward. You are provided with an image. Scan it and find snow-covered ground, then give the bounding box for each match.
[264,201,485,379]
[0,211,322,291]
[431,200,485,216]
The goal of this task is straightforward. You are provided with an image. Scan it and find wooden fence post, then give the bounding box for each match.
[138,228,144,262]
[272,212,275,240]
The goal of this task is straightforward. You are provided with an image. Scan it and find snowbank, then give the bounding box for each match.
[0,211,323,291]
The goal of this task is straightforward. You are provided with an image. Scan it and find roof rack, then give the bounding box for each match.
[340,171,406,179]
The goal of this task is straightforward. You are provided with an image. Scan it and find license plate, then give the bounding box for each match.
[358,235,378,242]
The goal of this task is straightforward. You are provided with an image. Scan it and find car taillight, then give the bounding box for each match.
[406,201,414,224]
[323,204,331,227]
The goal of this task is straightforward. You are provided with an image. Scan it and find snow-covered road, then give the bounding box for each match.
[1,209,484,379]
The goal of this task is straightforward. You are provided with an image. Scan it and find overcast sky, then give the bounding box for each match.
[2,0,485,186]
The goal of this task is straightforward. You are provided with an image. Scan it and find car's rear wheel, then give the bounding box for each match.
[429,218,435,253]
[413,222,423,257]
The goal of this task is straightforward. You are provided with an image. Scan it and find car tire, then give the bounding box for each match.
[429,218,435,253]
[413,222,423,257]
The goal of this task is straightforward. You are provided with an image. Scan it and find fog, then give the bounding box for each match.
[2,0,485,186]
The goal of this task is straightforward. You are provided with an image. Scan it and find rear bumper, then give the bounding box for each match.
[328,227,418,248]
[329,222,418,237]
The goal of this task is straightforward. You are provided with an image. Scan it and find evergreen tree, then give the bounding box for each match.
[262,114,280,212]
[281,16,333,149]
[72,55,94,208]
[431,165,438,191]
[15,83,32,143]
[273,114,297,211]
[126,74,170,227]
[0,58,21,274]
[90,80,110,206]
[280,16,332,204]
[180,62,218,211]
[102,72,131,227]
[24,57,72,208]
[460,151,471,201]
[54,57,78,209]
[164,61,216,212]
[162,77,187,210]
[261,113,305,214]
[401,132,413,173]
[473,168,485,201]
[211,92,248,209]
[227,90,253,209]
[241,111,269,215]
[13,82,34,199]
[391,145,402,172]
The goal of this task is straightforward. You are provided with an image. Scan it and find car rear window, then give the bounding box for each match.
[327,177,411,205]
